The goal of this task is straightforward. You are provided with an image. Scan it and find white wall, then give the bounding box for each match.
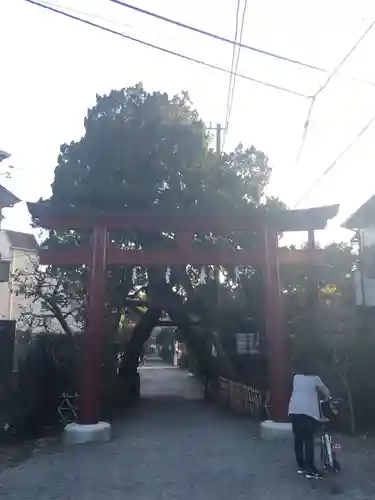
[9,248,38,321]
[361,228,375,279]
[0,231,12,318]
[0,234,40,324]
[354,270,375,307]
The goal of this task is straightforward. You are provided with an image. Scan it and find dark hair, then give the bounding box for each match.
[293,354,317,376]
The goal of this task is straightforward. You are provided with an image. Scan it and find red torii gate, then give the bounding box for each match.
[27,202,338,425]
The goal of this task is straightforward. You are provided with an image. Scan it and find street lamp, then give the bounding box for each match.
[0,150,10,163]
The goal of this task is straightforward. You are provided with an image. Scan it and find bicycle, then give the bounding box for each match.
[319,398,342,475]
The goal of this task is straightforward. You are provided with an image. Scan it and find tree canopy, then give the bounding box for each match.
[39,84,281,337]
[51,84,271,213]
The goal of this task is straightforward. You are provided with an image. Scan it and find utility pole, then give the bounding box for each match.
[207,124,225,309]
[207,123,224,157]
[215,123,222,156]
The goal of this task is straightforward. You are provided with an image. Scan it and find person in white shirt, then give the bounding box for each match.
[288,358,330,479]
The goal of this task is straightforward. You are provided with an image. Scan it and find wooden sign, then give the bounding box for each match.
[236,332,260,355]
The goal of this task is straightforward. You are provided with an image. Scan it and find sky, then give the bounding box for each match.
[1,0,375,245]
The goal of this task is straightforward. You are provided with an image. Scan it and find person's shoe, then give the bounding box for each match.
[297,468,306,475]
[305,470,323,479]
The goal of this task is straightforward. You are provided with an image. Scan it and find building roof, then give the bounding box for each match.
[342,194,375,229]
[0,185,20,208]
[0,150,11,162]
[4,230,38,251]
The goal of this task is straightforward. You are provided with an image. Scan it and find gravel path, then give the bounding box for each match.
[0,362,374,499]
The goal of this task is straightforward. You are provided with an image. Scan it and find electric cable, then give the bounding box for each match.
[24,0,310,99]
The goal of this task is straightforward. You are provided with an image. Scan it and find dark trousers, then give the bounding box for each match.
[291,414,317,471]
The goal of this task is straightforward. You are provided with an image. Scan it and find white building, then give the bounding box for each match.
[343,194,375,306]
[0,229,38,321]
[0,180,83,336]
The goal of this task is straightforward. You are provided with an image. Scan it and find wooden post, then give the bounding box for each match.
[79,226,108,424]
[262,229,288,421]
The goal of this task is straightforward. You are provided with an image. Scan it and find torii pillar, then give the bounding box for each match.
[64,226,111,444]
[263,230,288,421]
[79,226,108,425]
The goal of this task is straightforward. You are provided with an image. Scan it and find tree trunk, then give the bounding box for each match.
[117,306,162,404]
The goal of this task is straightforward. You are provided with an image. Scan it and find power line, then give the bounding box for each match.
[35,0,134,30]
[110,0,375,91]
[223,0,241,151]
[223,0,248,151]
[24,0,310,99]
[295,19,375,166]
[294,112,375,207]
[109,0,330,74]
[315,19,375,100]
[295,96,316,165]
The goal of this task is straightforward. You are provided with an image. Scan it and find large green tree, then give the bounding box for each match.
[43,85,274,326]
[33,83,287,395]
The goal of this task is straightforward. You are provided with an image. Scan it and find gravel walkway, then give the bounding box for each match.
[0,362,374,499]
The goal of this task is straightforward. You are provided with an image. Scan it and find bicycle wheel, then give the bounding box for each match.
[322,433,334,470]
[320,435,326,467]
[322,434,343,493]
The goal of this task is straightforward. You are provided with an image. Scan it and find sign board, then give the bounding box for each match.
[236,332,260,355]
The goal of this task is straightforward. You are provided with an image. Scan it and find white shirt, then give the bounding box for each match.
[288,374,330,421]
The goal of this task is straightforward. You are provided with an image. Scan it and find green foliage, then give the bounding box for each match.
[283,242,355,343]
[37,84,279,360]
[50,85,272,221]
[49,85,272,220]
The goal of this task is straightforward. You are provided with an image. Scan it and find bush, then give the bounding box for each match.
[2,332,124,439]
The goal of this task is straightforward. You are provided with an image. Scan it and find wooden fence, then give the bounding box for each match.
[216,377,269,420]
